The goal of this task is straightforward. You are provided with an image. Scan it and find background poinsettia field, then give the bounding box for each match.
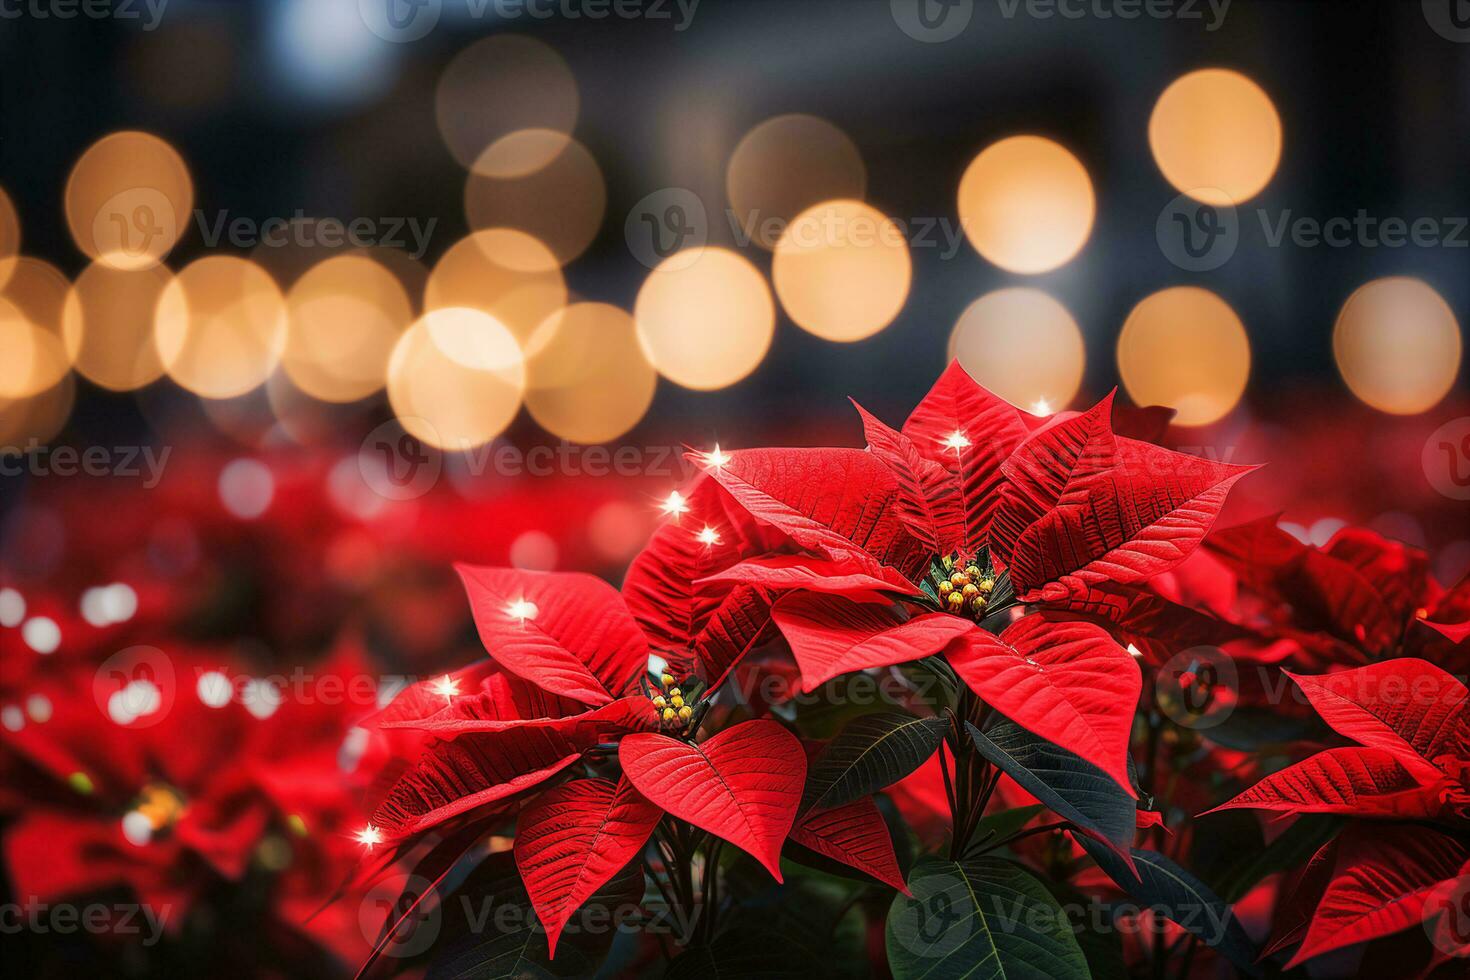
[3,2,1470,978]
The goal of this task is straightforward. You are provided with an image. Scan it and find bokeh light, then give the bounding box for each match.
[154,257,289,399]
[0,186,19,290]
[634,247,774,391]
[387,308,526,451]
[283,254,412,403]
[435,35,579,176]
[957,135,1095,274]
[1117,286,1251,427]
[425,230,567,356]
[772,200,910,342]
[1333,277,1461,415]
[0,374,75,449]
[0,258,73,398]
[465,132,606,266]
[1149,69,1282,206]
[62,261,173,391]
[948,288,1084,412]
[64,131,193,270]
[726,114,867,251]
[524,303,657,444]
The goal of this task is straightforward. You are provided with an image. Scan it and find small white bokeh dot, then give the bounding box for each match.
[0,588,25,628]
[121,810,153,847]
[25,694,52,723]
[196,671,234,709]
[1,705,23,732]
[22,617,61,654]
[242,678,282,719]
[219,459,275,520]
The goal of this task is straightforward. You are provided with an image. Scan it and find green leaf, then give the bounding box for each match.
[1212,814,1343,903]
[961,805,1046,858]
[964,720,1135,860]
[1077,841,1260,977]
[803,712,948,813]
[887,856,1089,980]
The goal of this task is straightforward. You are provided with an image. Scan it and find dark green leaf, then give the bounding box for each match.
[887,856,1088,980]
[1077,841,1260,977]
[804,712,948,813]
[961,805,1046,858]
[964,720,1135,859]
[1212,814,1343,903]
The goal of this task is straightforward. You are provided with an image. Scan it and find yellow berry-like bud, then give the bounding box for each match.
[661,673,676,688]
[950,572,968,587]
[678,705,693,722]
[662,707,677,723]
[652,695,667,709]
[671,695,685,709]
[668,688,681,698]
[947,591,966,610]
[965,565,981,579]
[977,578,994,594]
[937,581,953,596]
[961,583,978,598]
[970,596,988,615]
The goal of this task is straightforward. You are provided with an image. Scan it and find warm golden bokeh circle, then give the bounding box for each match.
[283,254,412,403]
[65,131,193,270]
[435,36,579,177]
[524,303,657,443]
[0,187,19,290]
[726,114,868,251]
[426,230,567,356]
[772,199,911,342]
[1149,69,1282,206]
[387,308,526,451]
[465,132,606,267]
[1,258,74,398]
[1333,277,1462,415]
[1117,286,1251,427]
[634,247,775,391]
[62,261,173,391]
[154,257,289,399]
[957,136,1095,274]
[948,288,1085,413]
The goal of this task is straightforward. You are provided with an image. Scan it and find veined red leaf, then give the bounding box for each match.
[708,448,928,583]
[772,593,975,692]
[622,474,786,688]
[384,694,659,740]
[1204,746,1439,820]
[372,727,588,839]
[947,613,1140,793]
[1290,823,1470,966]
[1042,581,1250,662]
[456,565,649,705]
[619,719,804,881]
[854,400,965,555]
[514,777,661,957]
[698,555,918,599]
[790,796,909,893]
[1287,661,1469,775]
[374,662,586,733]
[900,361,1032,553]
[1005,437,1256,600]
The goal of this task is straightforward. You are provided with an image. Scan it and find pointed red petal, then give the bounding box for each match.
[619,719,805,881]
[1204,746,1439,819]
[947,613,1140,793]
[515,777,661,957]
[790,796,909,894]
[772,593,975,692]
[854,400,966,555]
[456,565,649,705]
